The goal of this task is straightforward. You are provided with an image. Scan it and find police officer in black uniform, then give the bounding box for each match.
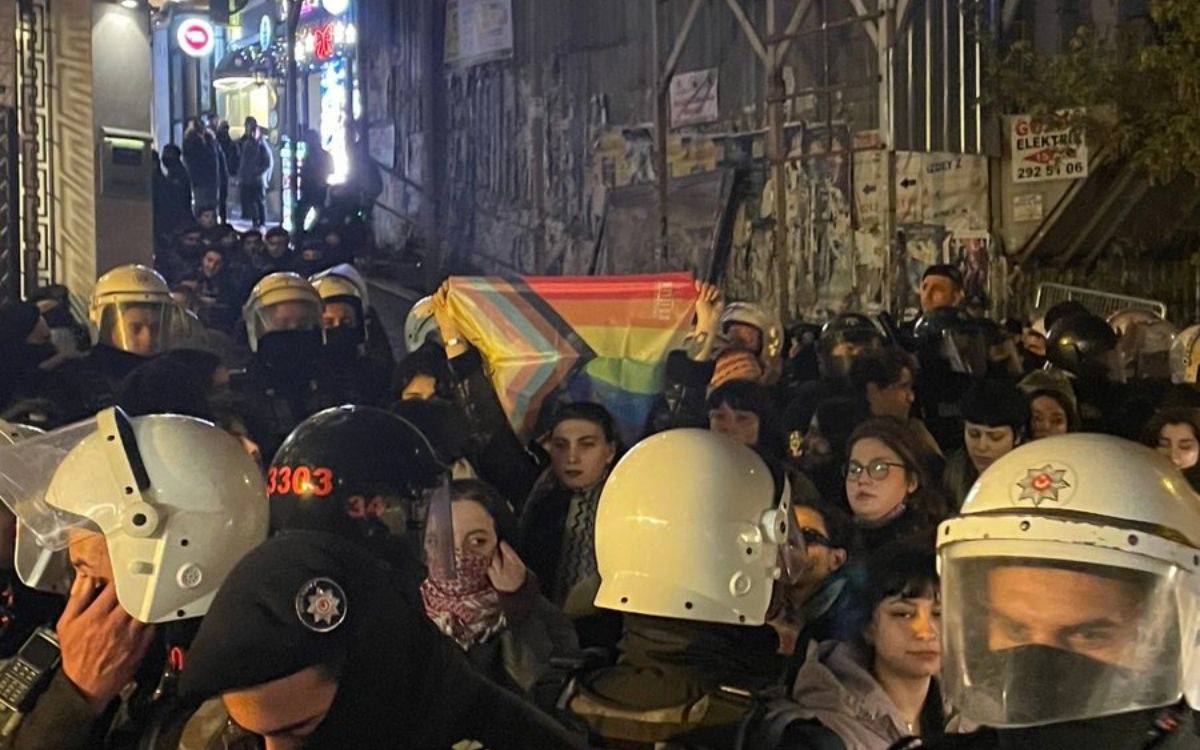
[914,434,1200,750]
[1043,312,1131,435]
[267,404,447,583]
[230,272,374,462]
[37,265,179,425]
[910,306,987,453]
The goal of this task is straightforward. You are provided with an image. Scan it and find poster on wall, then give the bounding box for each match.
[670,69,719,128]
[445,0,514,68]
[1010,110,1088,184]
[943,230,992,305]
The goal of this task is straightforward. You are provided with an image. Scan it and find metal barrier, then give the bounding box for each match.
[1034,283,1168,320]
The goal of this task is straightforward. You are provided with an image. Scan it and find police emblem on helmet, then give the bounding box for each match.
[1015,465,1072,507]
[295,577,347,633]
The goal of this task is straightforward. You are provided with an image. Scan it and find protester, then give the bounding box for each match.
[942,380,1028,508]
[843,419,946,550]
[419,479,579,695]
[756,544,947,750]
[768,499,853,657]
[1144,406,1200,490]
[518,402,619,649]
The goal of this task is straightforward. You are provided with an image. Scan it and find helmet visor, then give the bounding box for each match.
[97,301,178,356]
[422,477,457,582]
[1170,331,1200,385]
[249,299,322,343]
[941,543,1194,727]
[0,418,102,552]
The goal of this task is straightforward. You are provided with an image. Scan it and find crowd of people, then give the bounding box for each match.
[0,249,1195,749]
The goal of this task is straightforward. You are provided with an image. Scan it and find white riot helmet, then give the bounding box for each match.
[1170,324,1200,385]
[242,272,323,353]
[594,429,791,626]
[0,420,43,446]
[719,302,784,383]
[937,433,1200,728]
[89,264,179,357]
[0,408,268,623]
[405,295,441,353]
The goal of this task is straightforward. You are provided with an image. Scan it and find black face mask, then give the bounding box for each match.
[980,644,1138,727]
[257,329,324,372]
[323,326,364,359]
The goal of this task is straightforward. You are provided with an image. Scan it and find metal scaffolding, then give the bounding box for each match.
[649,0,987,318]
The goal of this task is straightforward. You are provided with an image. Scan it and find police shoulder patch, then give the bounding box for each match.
[295,577,347,633]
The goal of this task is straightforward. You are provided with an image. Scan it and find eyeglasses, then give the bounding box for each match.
[844,459,907,481]
[799,527,833,548]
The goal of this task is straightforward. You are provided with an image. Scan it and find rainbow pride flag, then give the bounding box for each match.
[445,274,698,444]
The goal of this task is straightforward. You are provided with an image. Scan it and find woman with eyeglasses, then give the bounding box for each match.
[843,419,948,551]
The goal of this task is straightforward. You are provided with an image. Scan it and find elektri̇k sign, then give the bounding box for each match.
[1010,110,1088,184]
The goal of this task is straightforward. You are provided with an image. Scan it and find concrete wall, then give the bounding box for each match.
[92,4,154,275]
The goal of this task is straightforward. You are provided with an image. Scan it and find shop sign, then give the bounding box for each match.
[259,15,273,49]
[1011,110,1089,184]
[313,23,335,60]
[177,17,215,58]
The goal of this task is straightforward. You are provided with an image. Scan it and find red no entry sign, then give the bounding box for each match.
[177,18,215,58]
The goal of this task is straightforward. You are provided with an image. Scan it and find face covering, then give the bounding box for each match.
[257,329,323,373]
[420,549,505,650]
[323,326,364,359]
[979,644,1143,727]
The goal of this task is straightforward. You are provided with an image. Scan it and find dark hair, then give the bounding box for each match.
[848,347,916,399]
[707,379,784,460]
[449,479,519,546]
[796,498,855,552]
[847,418,926,487]
[706,379,771,415]
[1144,407,1200,447]
[813,397,871,458]
[391,344,453,400]
[265,226,290,240]
[547,401,618,445]
[921,264,962,289]
[845,418,948,521]
[849,542,939,653]
[1027,388,1080,433]
[391,397,471,464]
[959,379,1029,433]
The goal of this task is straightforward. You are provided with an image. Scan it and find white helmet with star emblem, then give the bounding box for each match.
[937,433,1200,729]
